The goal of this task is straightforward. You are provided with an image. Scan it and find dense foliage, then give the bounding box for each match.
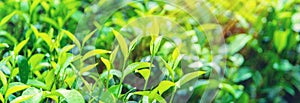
[0,0,299,103]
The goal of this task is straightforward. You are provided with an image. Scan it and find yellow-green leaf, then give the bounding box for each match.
[0,71,7,92]
[79,63,98,74]
[31,25,39,38]
[101,57,111,71]
[62,30,81,49]
[136,69,150,80]
[60,45,75,54]
[123,62,153,78]
[81,49,111,61]
[11,95,34,103]
[112,29,128,59]
[153,81,175,95]
[160,57,174,80]
[83,29,97,46]
[38,33,53,49]
[0,93,4,103]
[6,85,30,98]
[14,38,29,56]
[175,71,206,88]
[0,11,17,26]
[110,46,119,63]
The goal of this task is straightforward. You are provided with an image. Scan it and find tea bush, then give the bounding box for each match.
[0,0,299,103]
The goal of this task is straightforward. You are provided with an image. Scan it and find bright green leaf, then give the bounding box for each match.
[123,62,153,79]
[62,30,81,49]
[101,57,111,71]
[79,63,98,74]
[112,29,128,59]
[176,71,206,88]
[81,49,111,61]
[56,89,85,103]
[14,38,29,56]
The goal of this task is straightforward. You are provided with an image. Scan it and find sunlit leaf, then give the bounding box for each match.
[79,63,98,74]
[175,71,206,88]
[110,46,119,63]
[10,95,34,103]
[101,57,111,71]
[274,30,289,53]
[60,45,75,54]
[136,69,150,80]
[82,29,97,46]
[0,11,17,26]
[81,49,111,61]
[228,34,252,54]
[62,30,81,49]
[14,38,29,56]
[153,81,175,95]
[0,93,3,103]
[28,54,45,69]
[108,85,123,97]
[6,85,30,98]
[21,87,42,103]
[123,62,153,78]
[112,29,128,59]
[0,71,7,92]
[0,43,9,48]
[160,57,174,80]
[56,89,85,103]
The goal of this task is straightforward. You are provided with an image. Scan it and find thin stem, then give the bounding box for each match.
[143,55,154,90]
[169,88,177,103]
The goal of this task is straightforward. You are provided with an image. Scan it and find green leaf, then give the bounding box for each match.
[14,38,29,56]
[30,25,39,38]
[232,68,252,83]
[274,30,289,53]
[153,36,163,55]
[130,91,166,103]
[136,69,150,80]
[21,87,42,103]
[129,35,142,53]
[175,71,206,88]
[153,81,175,95]
[17,55,30,84]
[5,85,30,99]
[30,0,41,14]
[28,54,45,69]
[81,49,111,61]
[0,71,7,92]
[82,29,97,46]
[38,33,53,49]
[219,83,235,98]
[45,69,55,90]
[62,30,81,49]
[229,34,252,54]
[0,93,4,103]
[0,43,9,48]
[110,46,119,63]
[123,62,153,79]
[79,63,98,74]
[112,29,128,59]
[108,85,123,97]
[60,45,75,54]
[101,57,111,71]
[27,79,47,89]
[56,89,85,103]
[160,57,174,80]
[0,11,17,26]
[10,95,34,103]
